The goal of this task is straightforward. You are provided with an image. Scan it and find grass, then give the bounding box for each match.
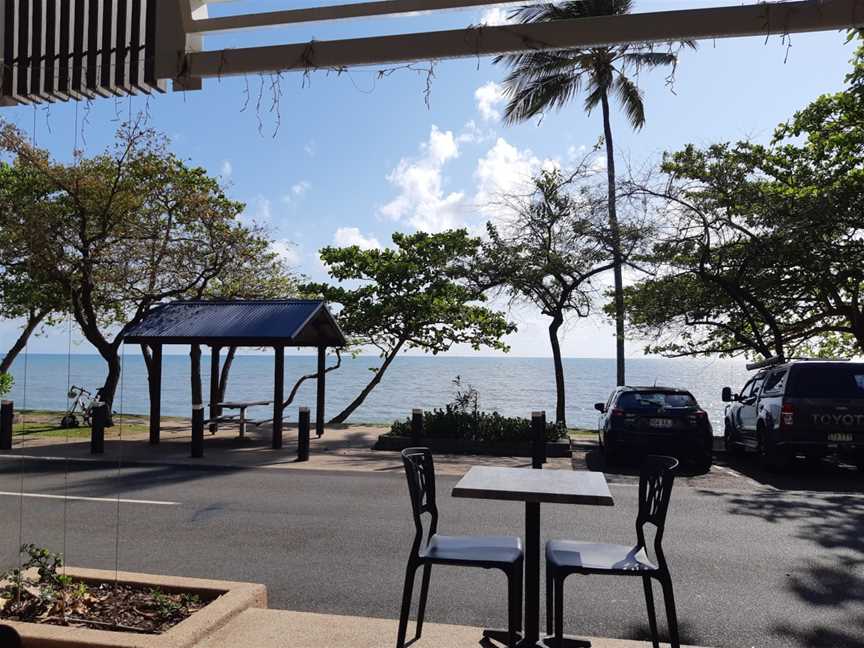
[568,428,596,438]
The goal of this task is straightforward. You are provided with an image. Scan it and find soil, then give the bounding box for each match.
[0,581,217,634]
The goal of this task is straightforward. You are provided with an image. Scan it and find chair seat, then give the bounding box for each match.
[421,534,523,566]
[546,540,657,574]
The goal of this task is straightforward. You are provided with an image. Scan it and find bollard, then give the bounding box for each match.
[191,404,205,458]
[0,401,12,451]
[411,408,423,443]
[90,402,106,455]
[531,411,546,469]
[298,407,311,462]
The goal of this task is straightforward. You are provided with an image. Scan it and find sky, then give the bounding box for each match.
[0,0,856,358]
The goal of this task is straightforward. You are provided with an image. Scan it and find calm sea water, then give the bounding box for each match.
[2,353,749,432]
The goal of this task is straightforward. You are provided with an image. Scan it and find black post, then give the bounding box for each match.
[316,346,325,437]
[191,404,204,458]
[90,401,106,455]
[209,346,220,433]
[531,410,546,469]
[411,408,423,443]
[524,500,540,642]
[149,344,162,445]
[0,400,13,450]
[298,407,310,462]
[273,346,284,449]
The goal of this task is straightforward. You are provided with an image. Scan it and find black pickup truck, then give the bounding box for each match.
[722,359,864,470]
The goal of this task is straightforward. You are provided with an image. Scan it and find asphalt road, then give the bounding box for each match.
[0,454,862,648]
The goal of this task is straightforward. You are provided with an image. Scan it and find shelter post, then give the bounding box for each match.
[209,346,221,433]
[316,346,325,437]
[148,345,162,445]
[273,346,285,449]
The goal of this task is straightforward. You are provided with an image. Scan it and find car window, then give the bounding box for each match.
[762,370,788,395]
[789,365,864,398]
[749,376,765,398]
[616,391,698,410]
[740,378,754,398]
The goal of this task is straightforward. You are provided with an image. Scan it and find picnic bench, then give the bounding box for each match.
[207,400,272,438]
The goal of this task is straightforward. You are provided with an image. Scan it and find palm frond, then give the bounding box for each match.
[621,52,677,69]
[502,73,584,124]
[612,74,645,129]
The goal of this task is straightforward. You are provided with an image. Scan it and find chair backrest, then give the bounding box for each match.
[401,447,439,553]
[635,455,678,567]
[0,624,22,648]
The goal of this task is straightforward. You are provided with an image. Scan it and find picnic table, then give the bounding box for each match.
[452,466,614,647]
[209,400,272,438]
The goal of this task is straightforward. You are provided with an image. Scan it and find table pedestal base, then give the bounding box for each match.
[482,628,591,648]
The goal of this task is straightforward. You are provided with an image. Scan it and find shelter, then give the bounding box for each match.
[122,299,346,452]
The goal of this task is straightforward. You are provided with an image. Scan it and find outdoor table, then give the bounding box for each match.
[452,466,614,647]
[213,400,272,438]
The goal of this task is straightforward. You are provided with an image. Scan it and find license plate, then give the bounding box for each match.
[828,432,853,442]
[649,418,673,429]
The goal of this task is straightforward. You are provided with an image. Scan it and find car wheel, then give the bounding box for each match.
[757,428,788,471]
[695,452,712,473]
[724,421,744,456]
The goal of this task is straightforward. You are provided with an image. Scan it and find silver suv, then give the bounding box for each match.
[722,359,864,470]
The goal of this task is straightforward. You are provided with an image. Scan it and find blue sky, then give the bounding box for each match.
[0,1,856,358]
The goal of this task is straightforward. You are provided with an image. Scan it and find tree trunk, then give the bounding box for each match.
[0,309,48,374]
[601,90,626,386]
[216,346,237,402]
[548,315,566,426]
[99,348,122,427]
[328,341,404,425]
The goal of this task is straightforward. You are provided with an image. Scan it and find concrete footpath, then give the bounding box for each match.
[195,608,705,648]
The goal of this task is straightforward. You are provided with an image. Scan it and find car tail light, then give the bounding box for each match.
[780,403,794,428]
[611,408,624,417]
[689,410,708,425]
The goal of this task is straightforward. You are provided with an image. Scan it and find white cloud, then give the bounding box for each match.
[292,180,311,196]
[242,195,273,224]
[379,126,467,232]
[479,5,516,26]
[269,240,301,267]
[333,227,382,250]
[474,138,546,221]
[221,160,233,177]
[475,81,507,122]
[304,141,316,157]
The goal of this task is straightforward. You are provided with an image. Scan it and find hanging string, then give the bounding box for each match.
[61,305,73,596]
[113,343,126,586]
[15,327,29,606]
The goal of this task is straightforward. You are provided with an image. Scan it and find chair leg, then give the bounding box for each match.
[546,565,554,635]
[415,564,432,640]
[507,562,523,648]
[659,574,680,648]
[396,561,418,648]
[642,576,659,648]
[554,574,565,647]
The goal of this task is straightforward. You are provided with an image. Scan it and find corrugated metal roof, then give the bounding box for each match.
[122,300,346,347]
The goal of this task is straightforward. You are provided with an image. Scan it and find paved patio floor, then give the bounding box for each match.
[196,608,707,648]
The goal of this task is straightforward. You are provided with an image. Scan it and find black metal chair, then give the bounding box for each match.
[545,455,680,648]
[397,447,524,648]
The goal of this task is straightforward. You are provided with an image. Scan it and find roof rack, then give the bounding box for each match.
[745,356,784,371]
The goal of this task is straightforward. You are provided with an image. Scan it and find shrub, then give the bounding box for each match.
[0,373,13,397]
[389,408,567,444]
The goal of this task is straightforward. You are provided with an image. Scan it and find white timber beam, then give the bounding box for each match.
[183,0,864,78]
[186,0,525,33]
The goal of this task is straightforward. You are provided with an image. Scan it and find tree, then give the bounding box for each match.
[477,168,646,425]
[0,160,66,373]
[621,32,864,360]
[494,0,693,385]
[306,230,515,424]
[0,119,285,420]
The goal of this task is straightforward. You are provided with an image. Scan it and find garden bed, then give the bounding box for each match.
[2,566,267,648]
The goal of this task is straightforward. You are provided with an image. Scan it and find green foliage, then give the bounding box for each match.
[0,373,14,397]
[389,376,566,444]
[622,34,864,359]
[304,230,514,423]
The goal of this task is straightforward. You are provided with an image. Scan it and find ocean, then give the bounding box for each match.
[1,353,750,433]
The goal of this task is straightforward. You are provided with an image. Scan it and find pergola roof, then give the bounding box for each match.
[122,299,346,347]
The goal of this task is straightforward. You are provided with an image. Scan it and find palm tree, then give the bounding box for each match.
[495,0,694,385]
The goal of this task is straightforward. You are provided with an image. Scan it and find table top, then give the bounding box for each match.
[452,466,614,506]
[216,400,273,408]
